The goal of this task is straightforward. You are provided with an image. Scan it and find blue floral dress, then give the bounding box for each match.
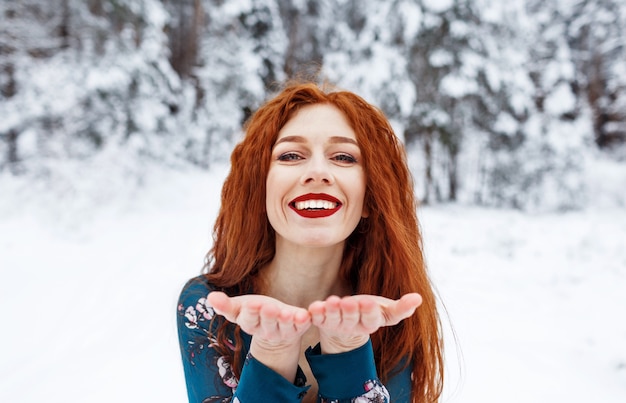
[177,275,413,403]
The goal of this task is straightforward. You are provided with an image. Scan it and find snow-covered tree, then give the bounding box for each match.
[1,0,624,211]
[565,0,626,149]
[401,0,497,204]
[186,0,288,165]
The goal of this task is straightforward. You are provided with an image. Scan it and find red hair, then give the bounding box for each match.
[205,82,444,402]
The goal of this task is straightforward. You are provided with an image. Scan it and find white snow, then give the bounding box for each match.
[494,112,518,136]
[1,161,625,403]
[544,82,577,117]
[426,206,626,401]
[422,0,454,13]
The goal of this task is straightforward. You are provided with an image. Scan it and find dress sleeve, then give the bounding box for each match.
[305,340,414,403]
[177,276,310,403]
[305,340,392,403]
[385,359,413,402]
[234,353,310,402]
[177,277,237,403]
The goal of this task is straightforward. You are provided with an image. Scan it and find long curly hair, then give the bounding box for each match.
[204,82,444,402]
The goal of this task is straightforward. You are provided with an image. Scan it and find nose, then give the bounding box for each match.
[301,154,334,185]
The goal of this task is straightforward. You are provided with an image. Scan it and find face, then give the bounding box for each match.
[266,103,367,249]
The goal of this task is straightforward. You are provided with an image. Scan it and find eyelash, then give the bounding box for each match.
[276,153,358,164]
[277,153,302,161]
[333,154,357,163]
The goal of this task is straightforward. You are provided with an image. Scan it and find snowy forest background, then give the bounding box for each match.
[2,1,626,402]
[2,0,625,210]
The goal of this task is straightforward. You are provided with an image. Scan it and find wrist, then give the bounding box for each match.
[249,335,302,382]
[319,334,369,354]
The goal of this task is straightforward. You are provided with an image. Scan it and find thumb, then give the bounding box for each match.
[207,291,238,320]
[396,293,422,318]
[384,293,422,326]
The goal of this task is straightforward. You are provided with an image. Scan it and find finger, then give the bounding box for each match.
[258,303,281,338]
[234,299,263,334]
[383,293,422,326]
[277,308,303,338]
[293,309,312,332]
[274,307,311,339]
[322,296,342,327]
[399,293,422,312]
[358,298,383,333]
[338,297,360,328]
[207,292,239,322]
[308,300,326,327]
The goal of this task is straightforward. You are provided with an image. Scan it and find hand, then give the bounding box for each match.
[308,293,422,354]
[207,292,312,346]
[207,291,311,382]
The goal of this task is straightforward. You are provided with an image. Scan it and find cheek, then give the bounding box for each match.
[265,173,278,208]
[265,171,285,224]
[354,173,368,216]
[352,171,367,202]
[265,176,271,199]
[265,187,275,215]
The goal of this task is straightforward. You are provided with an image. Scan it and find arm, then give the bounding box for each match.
[306,344,413,402]
[207,291,311,383]
[206,291,312,402]
[177,278,311,403]
[184,288,419,402]
[306,339,391,402]
[307,294,421,402]
[177,277,236,403]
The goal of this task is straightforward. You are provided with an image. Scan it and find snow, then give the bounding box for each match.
[1,161,625,402]
[397,1,422,40]
[426,206,626,401]
[422,0,454,13]
[494,112,518,135]
[544,82,577,117]
[0,164,227,403]
[430,49,454,68]
[441,74,479,98]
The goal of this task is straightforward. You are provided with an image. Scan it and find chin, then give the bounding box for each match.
[300,238,339,248]
[293,234,345,249]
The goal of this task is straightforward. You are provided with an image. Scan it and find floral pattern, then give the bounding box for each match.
[321,379,389,403]
[179,293,238,402]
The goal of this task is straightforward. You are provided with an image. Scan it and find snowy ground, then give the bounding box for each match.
[1,164,625,402]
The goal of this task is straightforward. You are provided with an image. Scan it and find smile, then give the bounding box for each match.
[289,193,342,218]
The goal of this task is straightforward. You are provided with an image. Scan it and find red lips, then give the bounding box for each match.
[289,193,342,218]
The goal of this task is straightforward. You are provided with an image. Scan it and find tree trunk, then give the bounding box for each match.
[6,129,19,167]
[2,62,19,169]
[448,151,458,201]
[423,132,433,205]
[59,0,71,49]
[166,0,203,78]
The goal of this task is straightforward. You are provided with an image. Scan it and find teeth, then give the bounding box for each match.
[295,200,338,210]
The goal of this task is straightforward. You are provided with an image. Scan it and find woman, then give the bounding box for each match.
[177,82,444,402]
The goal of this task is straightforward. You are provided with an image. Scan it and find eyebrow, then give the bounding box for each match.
[275,135,359,146]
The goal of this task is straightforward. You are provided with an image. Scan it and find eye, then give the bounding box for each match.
[332,153,358,164]
[277,152,303,161]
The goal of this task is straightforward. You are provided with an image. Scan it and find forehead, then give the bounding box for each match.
[276,104,357,142]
